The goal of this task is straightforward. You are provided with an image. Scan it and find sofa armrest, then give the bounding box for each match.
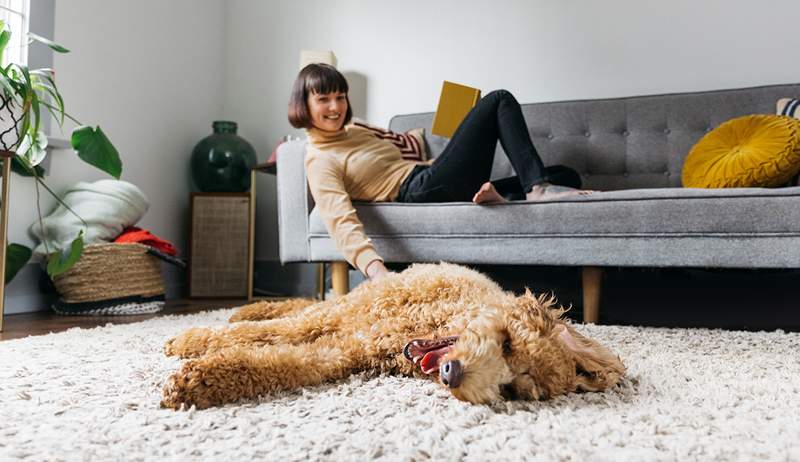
[277,140,312,263]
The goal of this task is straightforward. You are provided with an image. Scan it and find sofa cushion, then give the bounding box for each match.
[307,188,800,267]
[681,115,800,188]
[310,187,800,237]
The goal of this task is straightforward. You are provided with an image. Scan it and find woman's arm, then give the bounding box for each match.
[365,259,390,280]
[305,155,384,275]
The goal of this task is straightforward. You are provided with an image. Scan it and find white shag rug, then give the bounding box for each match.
[2,308,800,462]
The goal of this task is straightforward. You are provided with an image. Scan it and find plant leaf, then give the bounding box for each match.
[42,101,64,129]
[29,68,55,77]
[17,110,30,152]
[32,79,65,123]
[27,32,69,53]
[41,101,80,126]
[5,243,32,284]
[71,126,122,179]
[10,155,45,176]
[0,29,10,66]
[30,89,40,134]
[17,130,48,166]
[46,232,84,279]
[16,64,31,91]
[0,74,21,100]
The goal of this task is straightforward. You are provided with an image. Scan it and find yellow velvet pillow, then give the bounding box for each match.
[681,115,800,188]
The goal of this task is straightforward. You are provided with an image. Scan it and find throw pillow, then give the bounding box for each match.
[353,120,428,161]
[777,98,800,119]
[681,114,800,188]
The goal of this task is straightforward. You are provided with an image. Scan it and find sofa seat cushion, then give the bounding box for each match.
[309,187,800,238]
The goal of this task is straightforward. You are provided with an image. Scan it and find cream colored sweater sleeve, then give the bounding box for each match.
[305,154,383,274]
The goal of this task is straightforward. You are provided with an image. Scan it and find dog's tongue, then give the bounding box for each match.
[420,345,452,374]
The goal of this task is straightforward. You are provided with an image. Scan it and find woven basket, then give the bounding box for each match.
[52,243,165,313]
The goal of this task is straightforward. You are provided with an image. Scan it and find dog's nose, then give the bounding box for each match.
[440,360,463,388]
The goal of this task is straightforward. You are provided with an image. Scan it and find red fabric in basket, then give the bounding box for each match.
[114,227,177,256]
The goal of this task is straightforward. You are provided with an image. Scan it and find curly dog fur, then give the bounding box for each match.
[161,263,624,409]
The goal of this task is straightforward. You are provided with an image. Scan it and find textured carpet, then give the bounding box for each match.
[2,308,800,461]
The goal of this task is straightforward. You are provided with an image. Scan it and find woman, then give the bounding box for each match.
[288,64,593,281]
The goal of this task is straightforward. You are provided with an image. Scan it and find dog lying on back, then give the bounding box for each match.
[161,263,624,409]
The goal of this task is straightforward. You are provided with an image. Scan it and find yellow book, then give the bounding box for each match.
[430,81,482,138]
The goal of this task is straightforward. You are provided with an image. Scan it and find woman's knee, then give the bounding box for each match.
[485,89,515,102]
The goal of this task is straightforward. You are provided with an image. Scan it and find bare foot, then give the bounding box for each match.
[526,183,597,201]
[472,182,507,204]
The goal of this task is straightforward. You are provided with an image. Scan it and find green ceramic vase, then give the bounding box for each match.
[191,121,256,192]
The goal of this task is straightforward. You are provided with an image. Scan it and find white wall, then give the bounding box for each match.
[5,0,226,313]
[223,0,800,262]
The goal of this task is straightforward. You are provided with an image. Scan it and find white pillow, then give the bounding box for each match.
[29,180,149,258]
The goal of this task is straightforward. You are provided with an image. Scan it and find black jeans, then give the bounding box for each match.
[397,90,580,203]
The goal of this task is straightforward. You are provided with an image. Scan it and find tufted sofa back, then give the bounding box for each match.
[388,83,800,191]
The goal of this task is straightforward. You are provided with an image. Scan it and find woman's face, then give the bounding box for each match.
[307,90,348,132]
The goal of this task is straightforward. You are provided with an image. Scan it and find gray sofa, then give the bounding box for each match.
[276,83,800,322]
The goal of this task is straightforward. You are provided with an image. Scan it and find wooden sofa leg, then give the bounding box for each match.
[581,266,603,324]
[331,262,350,296]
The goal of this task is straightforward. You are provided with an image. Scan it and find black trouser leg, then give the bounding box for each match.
[491,165,583,199]
[398,90,552,202]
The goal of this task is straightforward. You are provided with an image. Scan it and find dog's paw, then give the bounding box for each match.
[160,361,210,410]
[160,370,190,410]
[164,327,214,358]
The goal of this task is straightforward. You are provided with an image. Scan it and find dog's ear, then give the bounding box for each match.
[556,324,625,392]
[510,288,565,333]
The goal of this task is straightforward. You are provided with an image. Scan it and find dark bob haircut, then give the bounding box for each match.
[288,63,353,129]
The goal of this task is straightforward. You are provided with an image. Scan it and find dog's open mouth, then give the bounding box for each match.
[403,336,458,374]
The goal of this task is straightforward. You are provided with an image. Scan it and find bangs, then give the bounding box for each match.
[304,64,349,95]
[288,63,353,129]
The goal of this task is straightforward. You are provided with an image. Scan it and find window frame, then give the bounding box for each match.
[0,0,30,66]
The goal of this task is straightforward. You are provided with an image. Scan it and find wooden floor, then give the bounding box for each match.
[0,298,250,341]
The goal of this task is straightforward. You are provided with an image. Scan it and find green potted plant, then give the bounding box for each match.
[0,19,123,283]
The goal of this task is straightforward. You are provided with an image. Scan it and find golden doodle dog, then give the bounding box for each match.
[161,263,624,409]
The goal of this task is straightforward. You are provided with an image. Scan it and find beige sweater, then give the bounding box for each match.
[305,124,428,274]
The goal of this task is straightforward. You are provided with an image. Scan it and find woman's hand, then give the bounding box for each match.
[365,259,390,281]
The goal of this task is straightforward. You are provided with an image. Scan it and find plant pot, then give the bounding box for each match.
[191,121,257,192]
[0,94,23,153]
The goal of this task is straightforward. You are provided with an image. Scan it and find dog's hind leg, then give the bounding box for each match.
[229,298,318,322]
[165,307,341,359]
[161,338,363,409]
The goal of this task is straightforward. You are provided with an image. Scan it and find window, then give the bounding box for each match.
[0,0,30,66]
